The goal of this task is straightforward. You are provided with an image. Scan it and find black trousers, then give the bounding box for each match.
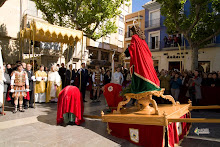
[29,91,34,106]
[80,85,86,100]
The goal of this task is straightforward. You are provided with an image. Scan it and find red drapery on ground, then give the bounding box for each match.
[56,86,84,125]
[103,83,124,108]
[108,113,191,147]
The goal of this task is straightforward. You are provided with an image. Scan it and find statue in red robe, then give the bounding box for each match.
[124,25,161,94]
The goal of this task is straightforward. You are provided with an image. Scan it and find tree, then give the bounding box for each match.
[33,0,129,40]
[156,0,220,70]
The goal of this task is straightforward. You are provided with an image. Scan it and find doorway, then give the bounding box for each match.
[169,61,183,71]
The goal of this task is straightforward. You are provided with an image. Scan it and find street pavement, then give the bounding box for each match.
[0,92,220,147]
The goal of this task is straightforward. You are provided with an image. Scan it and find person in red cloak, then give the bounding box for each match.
[124,25,161,93]
[57,86,84,125]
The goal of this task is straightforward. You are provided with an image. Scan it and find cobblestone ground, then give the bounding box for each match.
[0,92,220,147]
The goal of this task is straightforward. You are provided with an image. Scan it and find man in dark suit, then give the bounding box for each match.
[59,63,66,89]
[25,64,34,109]
[78,63,89,102]
[65,64,76,87]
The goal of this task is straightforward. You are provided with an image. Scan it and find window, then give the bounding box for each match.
[149,31,160,49]
[127,25,135,37]
[119,15,124,22]
[149,10,160,27]
[118,28,123,35]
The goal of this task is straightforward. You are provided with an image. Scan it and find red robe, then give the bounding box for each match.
[128,34,161,93]
[56,86,84,125]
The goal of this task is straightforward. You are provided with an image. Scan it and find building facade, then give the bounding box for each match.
[86,1,132,69]
[0,0,132,70]
[143,0,220,72]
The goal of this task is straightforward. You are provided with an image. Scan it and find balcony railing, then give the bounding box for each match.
[146,40,184,50]
[145,17,165,28]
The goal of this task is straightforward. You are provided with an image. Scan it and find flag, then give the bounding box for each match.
[0,47,4,104]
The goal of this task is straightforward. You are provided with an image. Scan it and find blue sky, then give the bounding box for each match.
[132,0,150,12]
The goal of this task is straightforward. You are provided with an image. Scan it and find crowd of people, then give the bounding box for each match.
[0,60,131,113]
[163,34,182,48]
[158,69,220,105]
[1,59,219,114]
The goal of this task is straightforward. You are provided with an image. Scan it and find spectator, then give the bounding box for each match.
[65,64,76,87]
[112,66,124,85]
[58,63,66,89]
[0,66,10,113]
[211,73,220,87]
[163,36,168,48]
[170,72,182,100]
[78,63,89,102]
[201,73,209,86]
[104,70,111,85]
[189,70,202,106]
[6,64,12,76]
[159,70,171,95]
[179,71,191,103]
[22,62,26,71]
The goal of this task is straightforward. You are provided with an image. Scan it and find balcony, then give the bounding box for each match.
[145,18,165,29]
[146,40,184,51]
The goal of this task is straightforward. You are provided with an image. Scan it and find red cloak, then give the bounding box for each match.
[128,34,160,89]
[56,86,84,125]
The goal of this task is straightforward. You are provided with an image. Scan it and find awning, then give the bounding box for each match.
[21,20,83,45]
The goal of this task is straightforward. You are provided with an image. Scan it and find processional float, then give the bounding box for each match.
[100,21,220,147]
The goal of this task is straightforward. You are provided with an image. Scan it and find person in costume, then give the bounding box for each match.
[112,67,124,85]
[124,24,161,93]
[46,64,62,103]
[92,65,103,102]
[35,64,47,103]
[10,64,29,113]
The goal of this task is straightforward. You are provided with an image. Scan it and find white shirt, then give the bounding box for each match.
[113,72,124,85]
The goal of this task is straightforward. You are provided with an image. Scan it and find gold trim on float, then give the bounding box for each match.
[134,72,160,89]
[107,123,112,134]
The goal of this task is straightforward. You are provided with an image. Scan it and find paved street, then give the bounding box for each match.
[0,93,220,147]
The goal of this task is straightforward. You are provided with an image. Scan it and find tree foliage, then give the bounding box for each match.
[156,0,220,70]
[33,0,129,40]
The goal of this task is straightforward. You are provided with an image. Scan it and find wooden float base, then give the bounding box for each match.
[102,104,190,126]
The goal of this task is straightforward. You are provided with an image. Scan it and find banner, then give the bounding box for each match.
[0,47,4,104]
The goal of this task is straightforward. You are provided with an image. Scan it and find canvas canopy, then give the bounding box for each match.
[21,20,83,45]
